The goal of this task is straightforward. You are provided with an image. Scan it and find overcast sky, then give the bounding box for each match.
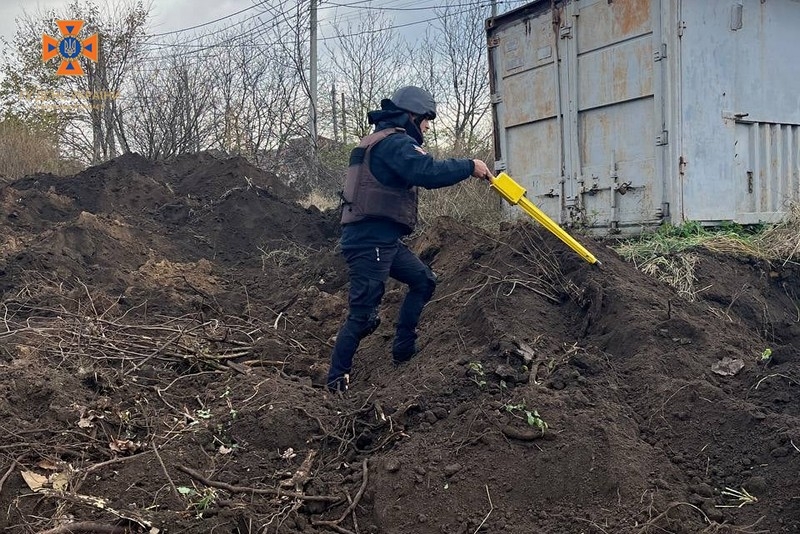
[0,0,527,86]
[0,0,519,47]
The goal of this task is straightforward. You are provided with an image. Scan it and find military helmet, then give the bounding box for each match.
[390,86,437,120]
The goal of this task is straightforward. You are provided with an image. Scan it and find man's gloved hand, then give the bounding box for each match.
[471,159,494,182]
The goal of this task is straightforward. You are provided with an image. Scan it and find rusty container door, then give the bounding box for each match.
[488,2,565,223]
[567,0,666,232]
[488,0,667,233]
[678,0,800,224]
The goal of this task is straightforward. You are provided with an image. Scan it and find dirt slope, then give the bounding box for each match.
[0,152,797,534]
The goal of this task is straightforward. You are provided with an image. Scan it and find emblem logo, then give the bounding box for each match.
[42,20,98,76]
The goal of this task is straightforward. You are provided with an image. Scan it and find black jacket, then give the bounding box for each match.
[341,108,475,250]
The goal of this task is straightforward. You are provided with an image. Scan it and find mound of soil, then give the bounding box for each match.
[0,151,797,534]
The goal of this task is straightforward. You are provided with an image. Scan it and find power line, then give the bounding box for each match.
[324,0,476,11]
[133,1,498,72]
[139,3,297,59]
[318,2,495,41]
[317,0,508,27]
[142,10,269,50]
[147,1,268,37]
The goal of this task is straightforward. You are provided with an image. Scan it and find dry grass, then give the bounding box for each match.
[638,253,701,301]
[299,190,340,211]
[752,202,800,264]
[259,241,320,270]
[0,120,73,179]
[614,210,800,299]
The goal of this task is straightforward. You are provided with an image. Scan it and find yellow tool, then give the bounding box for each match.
[489,172,601,266]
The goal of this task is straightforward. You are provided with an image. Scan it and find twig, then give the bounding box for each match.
[473,485,494,534]
[339,459,369,524]
[647,384,691,426]
[80,450,153,476]
[176,465,340,502]
[36,522,129,534]
[152,443,180,501]
[0,456,21,496]
[573,517,610,534]
[314,525,355,534]
[124,330,186,376]
[755,373,799,389]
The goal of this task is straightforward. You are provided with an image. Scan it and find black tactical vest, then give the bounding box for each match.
[340,128,418,230]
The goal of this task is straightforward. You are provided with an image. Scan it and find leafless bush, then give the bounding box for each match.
[418,177,503,232]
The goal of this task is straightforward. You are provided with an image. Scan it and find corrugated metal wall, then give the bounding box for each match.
[679,0,800,224]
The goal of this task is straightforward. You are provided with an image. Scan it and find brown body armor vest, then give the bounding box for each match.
[340,128,418,230]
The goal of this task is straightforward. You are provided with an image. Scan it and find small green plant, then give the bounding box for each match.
[760,348,772,362]
[177,486,218,517]
[467,361,487,389]
[716,486,758,508]
[503,401,549,435]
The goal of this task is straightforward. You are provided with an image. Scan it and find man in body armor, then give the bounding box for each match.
[327,86,492,392]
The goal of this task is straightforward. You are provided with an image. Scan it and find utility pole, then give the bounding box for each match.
[331,84,338,143]
[310,0,318,153]
[341,92,347,143]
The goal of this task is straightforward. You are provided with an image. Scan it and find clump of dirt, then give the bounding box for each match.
[0,151,797,534]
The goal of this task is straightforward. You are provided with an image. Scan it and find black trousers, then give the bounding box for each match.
[327,241,436,388]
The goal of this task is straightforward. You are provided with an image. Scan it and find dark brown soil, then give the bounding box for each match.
[0,151,797,534]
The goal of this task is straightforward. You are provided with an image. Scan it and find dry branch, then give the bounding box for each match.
[36,522,130,534]
[0,303,308,375]
[176,465,340,503]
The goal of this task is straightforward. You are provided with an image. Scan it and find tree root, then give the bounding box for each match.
[312,458,369,534]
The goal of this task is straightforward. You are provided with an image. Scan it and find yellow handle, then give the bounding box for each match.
[490,172,600,265]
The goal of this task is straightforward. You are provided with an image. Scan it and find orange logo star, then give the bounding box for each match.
[42,20,98,76]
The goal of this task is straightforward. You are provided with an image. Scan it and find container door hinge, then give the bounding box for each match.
[488,36,501,48]
[677,20,686,38]
[490,93,503,104]
[560,24,573,38]
[654,43,667,61]
[656,130,669,146]
[494,160,507,172]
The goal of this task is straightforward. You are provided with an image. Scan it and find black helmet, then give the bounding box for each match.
[390,86,437,120]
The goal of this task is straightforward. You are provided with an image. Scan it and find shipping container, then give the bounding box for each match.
[487,0,800,234]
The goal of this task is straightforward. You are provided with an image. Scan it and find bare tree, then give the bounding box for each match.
[124,56,214,159]
[324,9,407,141]
[405,1,495,157]
[0,0,150,164]
[206,24,307,161]
[257,2,315,143]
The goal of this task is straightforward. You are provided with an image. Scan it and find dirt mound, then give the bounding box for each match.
[0,152,798,534]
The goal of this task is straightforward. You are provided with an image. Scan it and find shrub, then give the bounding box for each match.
[0,119,80,179]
